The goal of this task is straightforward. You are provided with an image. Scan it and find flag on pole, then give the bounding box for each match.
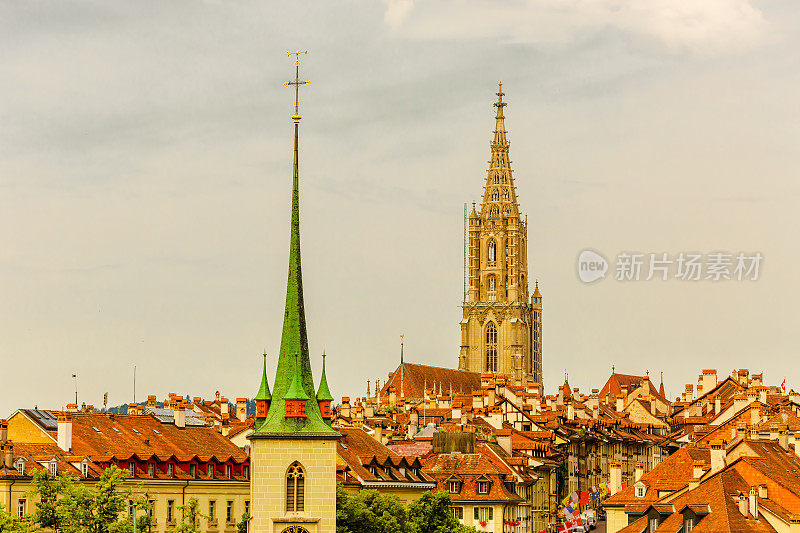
[782,379,787,392]
[580,491,589,505]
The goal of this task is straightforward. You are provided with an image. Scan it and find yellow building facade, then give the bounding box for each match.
[459,85,543,387]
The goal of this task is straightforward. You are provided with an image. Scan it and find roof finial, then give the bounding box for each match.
[494,81,506,119]
[283,50,310,123]
[612,364,615,375]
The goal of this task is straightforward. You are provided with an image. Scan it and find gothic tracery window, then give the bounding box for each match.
[502,190,509,201]
[485,323,498,372]
[490,206,498,218]
[488,240,496,262]
[492,189,499,201]
[285,462,305,512]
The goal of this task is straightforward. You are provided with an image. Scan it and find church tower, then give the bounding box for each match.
[248,52,339,533]
[459,84,543,387]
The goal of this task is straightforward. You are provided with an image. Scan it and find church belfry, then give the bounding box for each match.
[459,84,543,388]
[248,51,339,533]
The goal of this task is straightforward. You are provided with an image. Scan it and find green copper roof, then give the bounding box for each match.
[254,352,271,401]
[286,354,310,400]
[316,353,334,402]
[253,116,338,437]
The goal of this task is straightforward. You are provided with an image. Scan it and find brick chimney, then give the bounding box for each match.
[609,461,622,495]
[693,461,705,479]
[57,413,72,452]
[496,429,512,456]
[1,442,13,469]
[749,487,758,519]
[236,398,247,421]
[738,492,748,517]
[710,439,726,474]
[174,404,186,429]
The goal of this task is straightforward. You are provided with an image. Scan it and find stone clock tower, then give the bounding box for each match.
[458,84,543,387]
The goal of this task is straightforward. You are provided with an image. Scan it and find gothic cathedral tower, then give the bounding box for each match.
[459,84,543,388]
[248,53,339,533]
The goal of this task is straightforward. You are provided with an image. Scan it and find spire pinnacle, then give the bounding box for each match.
[494,81,506,119]
[316,352,333,402]
[255,350,272,401]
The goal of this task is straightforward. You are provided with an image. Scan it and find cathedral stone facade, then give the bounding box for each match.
[459,85,543,387]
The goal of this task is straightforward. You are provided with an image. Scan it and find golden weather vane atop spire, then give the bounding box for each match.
[283,50,310,123]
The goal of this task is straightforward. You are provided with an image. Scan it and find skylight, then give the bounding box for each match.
[92,426,101,433]
[132,428,140,435]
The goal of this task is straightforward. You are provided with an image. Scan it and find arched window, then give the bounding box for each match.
[487,275,496,302]
[490,207,498,218]
[286,462,305,512]
[488,241,496,262]
[485,323,498,372]
[491,189,499,201]
[494,174,499,184]
[502,190,509,201]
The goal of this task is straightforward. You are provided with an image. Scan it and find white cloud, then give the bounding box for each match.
[383,0,416,29]
[383,0,768,54]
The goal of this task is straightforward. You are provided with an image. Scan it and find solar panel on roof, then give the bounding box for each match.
[26,409,59,430]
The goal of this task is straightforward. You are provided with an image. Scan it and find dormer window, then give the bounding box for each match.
[81,459,89,477]
[477,481,489,494]
[48,459,57,477]
[15,458,25,476]
[635,483,646,498]
[449,480,462,494]
[243,465,249,479]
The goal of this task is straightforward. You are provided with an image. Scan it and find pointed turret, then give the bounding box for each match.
[255,351,272,420]
[659,371,666,398]
[285,354,310,418]
[316,353,334,425]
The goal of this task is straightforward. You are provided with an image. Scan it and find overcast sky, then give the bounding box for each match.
[1,0,798,416]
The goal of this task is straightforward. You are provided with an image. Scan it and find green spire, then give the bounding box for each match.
[255,350,271,401]
[252,56,338,437]
[286,354,310,400]
[316,352,333,402]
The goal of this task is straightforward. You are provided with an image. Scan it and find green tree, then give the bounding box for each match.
[408,491,475,533]
[57,465,131,533]
[0,503,28,533]
[336,485,412,533]
[27,468,76,531]
[235,512,250,533]
[170,498,208,533]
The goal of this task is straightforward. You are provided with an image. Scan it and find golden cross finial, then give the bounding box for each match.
[283,50,310,122]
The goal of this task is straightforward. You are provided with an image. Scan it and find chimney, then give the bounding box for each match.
[174,404,186,429]
[0,419,7,442]
[780,426,789,451]
[736,425,746,441]
[739,492,748,517]
[496,429,512,456]
[795,432,800,459]
[710,439,726,474]
[57,413,73,452]
[66,403,79,413]
[609,461,622,495]
[714,396,721,416]
[634,462,644,482]
[566,401,575,421]
[693,461,705,479]
[220,398,229,418]
[373,426,383,444]
[2,442,12,468]
[749,487,758,519]
[147,395,157,408]
[616,395,624,413]
[341,397,351,418]
[758,484,767,499]
[759,387,767,405]
[193,396,202,405]
[236,398,247,421]
[790,516,800,533]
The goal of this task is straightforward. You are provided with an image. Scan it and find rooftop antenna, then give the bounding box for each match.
[133,365,137,404]
[400,334,405,399]
[72,373,78,405]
